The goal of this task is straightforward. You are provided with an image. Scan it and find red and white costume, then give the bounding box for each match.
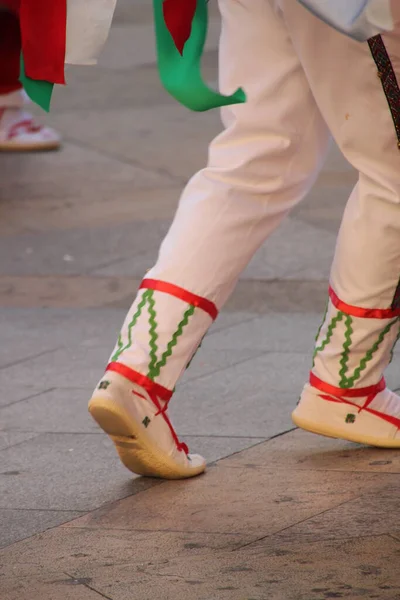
[0,0,117,150]
[89,0,400,478]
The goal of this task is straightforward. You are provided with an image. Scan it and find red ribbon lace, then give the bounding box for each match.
[310,372,400,429]
[107,362,189,454]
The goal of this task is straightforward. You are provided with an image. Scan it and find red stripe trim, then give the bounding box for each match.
[140,279,218,320]
[310,372,386,398]
[329,287,400,319]
[107,362,172,401]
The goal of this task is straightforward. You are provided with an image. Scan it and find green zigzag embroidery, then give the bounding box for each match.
[340,317,399,388]
[146,290,160,378]
[111,291,149,362]
[338,315,354,387]
[111,289,201,381]
[313,311,344,366]
[389,318,400,364]
[149,304,196,380]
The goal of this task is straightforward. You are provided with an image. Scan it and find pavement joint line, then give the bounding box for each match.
[0,347,62,372]
[206,429,297,468]
[85,252,155,276]
[231,532,398,549]
[266,426,298,441]
[179,348,286,389]
[0,387,56,409]
[0,276,330,284]
[0,430,104,436]
[220,466,400,475]
[0,433,41,454]
[207,314,262,337]
[60,133,185,185]
[230,495,366,553]
[0,430,269,440]
[180,434,269,439]
[84,255,138,275]
[60,526,245,536]
[63,572,114,600]
[0,507,88,513]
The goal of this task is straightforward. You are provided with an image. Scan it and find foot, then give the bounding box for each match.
[88,368,206,479]
[293,378,400,448]
[0,107,61,151]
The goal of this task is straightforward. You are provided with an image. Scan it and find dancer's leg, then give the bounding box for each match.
[282,1,400,445]
[89,0,331,478]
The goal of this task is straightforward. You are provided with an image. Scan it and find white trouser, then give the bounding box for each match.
[110,0,400,394]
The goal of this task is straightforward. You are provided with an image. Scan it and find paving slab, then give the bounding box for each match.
[2,425,400,597]
[0,433,159,512]
[172,352,310,437]
[224,428,400,473]
[0,431,38,451]
[0,276,331,312]
[293,179,354,234]
[0,528,246,578]
[273,492,400,543]
[0,307,256,347]
[3,579,111,600]
[0,344,264,390]
[64,535,400,600]
[0,509,82,551]
[64,464,393,537]
[1,186,181,235]
[203,313,321,353]
[46,105,222,180]
[0,220,170,277]
[243,215,337,281]
[0,385,53,408]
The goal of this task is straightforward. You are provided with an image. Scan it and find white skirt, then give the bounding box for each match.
[65,0,118,65]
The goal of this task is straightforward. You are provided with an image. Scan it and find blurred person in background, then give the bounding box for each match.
[0,0,60,151]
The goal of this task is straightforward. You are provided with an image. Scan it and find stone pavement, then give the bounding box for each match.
[1,2,400,598]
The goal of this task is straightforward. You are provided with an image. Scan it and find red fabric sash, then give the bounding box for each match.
[19,0,66,83]
[162,0,197,54]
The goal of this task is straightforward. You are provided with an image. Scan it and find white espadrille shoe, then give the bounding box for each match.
[88,363,206,479]
[0,108,61,151]
[293,374,400,448]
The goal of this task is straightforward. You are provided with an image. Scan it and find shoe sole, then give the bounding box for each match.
[292,396,400,449]
[0,141,61,152]
[89,395,206,479]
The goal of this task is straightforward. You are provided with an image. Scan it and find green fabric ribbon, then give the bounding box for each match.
[19,54,54,112]
[153,0,246,111]
[19,0,246,113]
